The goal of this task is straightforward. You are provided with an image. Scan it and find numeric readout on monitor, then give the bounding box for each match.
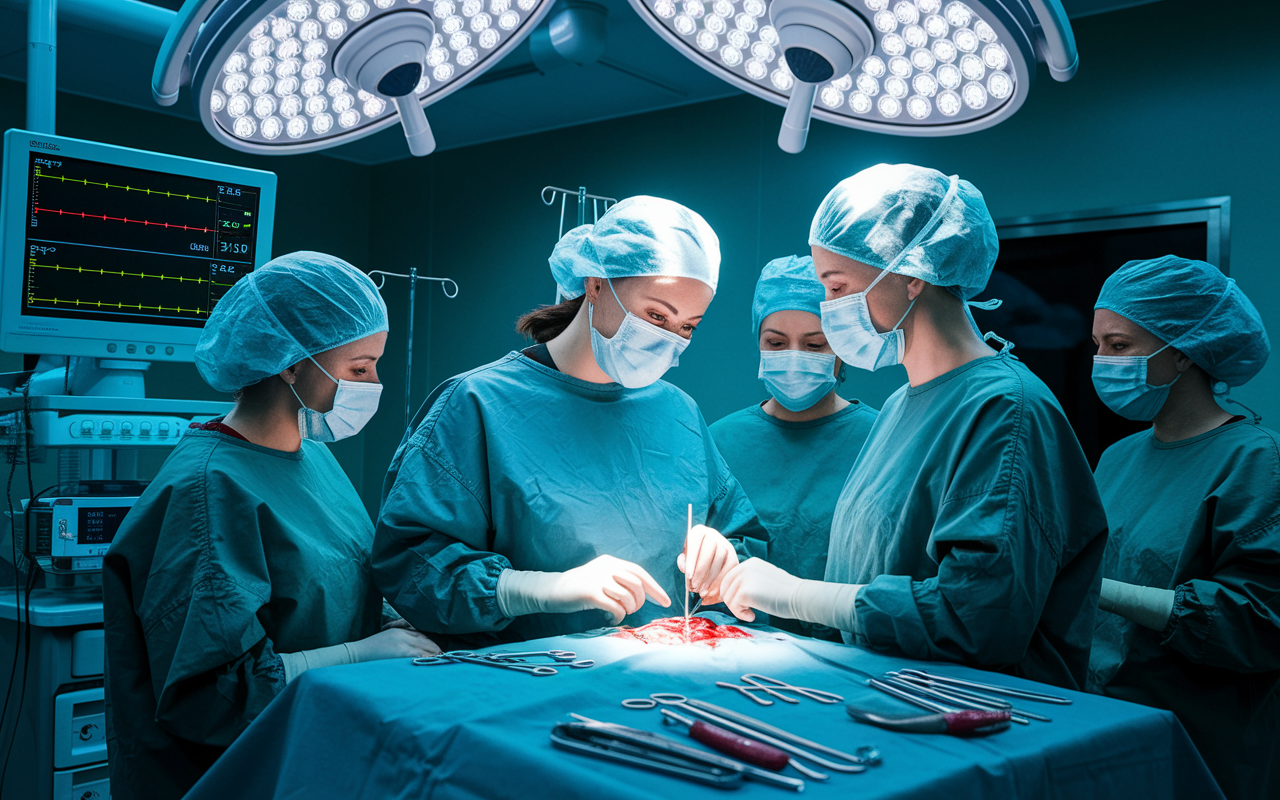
[22,152,262,328]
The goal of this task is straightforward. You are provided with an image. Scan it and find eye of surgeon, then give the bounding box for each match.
[719,164,1109,691]
[103,252,441,800]
[1087,255,1280,800]
[372,196,768,645]
[710,255,877,640]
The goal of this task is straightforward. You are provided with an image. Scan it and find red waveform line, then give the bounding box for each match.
[33,206,214,234]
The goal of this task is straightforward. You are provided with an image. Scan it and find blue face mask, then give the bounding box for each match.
[819,267,917,372]
[759,350,838,412]
[589,278,690,388]
[290,357,383,441]
[1092,343,1180,421]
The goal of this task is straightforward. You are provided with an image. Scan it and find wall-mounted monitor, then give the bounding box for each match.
[1,129,277,362]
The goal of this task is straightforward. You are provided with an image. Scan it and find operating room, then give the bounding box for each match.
[0,0,1277,797]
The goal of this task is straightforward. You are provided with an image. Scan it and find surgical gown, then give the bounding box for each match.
[103,429,382,800]
[373,352,768,644]
[826,349,1108,689]
[1089,420,1280,800]
[710,400,877,639]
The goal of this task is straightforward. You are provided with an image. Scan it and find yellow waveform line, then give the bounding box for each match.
[27,297,207,315]
[33,171,214,202]
[30,261,208,284]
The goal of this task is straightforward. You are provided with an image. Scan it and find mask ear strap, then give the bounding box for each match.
[307,355,340,385]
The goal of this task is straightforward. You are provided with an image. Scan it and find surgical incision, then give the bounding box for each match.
[612,616,752,647]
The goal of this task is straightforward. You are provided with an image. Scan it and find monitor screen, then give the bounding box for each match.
[1,130,277,361]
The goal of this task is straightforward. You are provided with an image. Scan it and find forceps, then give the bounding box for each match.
[411,651,559,676]
[486,650,595,668]
[716,674,844,706]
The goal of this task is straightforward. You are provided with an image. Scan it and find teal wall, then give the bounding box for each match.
[363,0,1280,498]
[3,0,1276,515]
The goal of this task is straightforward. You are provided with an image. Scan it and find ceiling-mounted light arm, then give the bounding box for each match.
[768,0,871,154]
[333,10,437,155]
[778,82,815,153]
[153,0,223,105]
[1025,0,1075,81]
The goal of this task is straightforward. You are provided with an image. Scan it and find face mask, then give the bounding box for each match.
[589,278,690,388]
[759,350,838,412]
[1092,343,1180,421]
[290,357,383,441]
[819,267,917,372]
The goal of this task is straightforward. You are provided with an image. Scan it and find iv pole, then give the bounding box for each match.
[540,186,618,301]
[368,269,459,429]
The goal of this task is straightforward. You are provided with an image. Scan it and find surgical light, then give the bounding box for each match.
[152,0,554,156]
[624,0,1078,153]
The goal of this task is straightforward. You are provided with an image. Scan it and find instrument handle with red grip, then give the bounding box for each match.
[944,709,1012,733]
[689,720,791,771]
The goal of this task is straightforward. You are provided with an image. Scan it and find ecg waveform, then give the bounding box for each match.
[22,152,261,328]
[31,207,215,233]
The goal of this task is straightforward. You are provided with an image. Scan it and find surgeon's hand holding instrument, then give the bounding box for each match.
[678,520,739,606]
[496,555,672,624]
[720,558,863,629]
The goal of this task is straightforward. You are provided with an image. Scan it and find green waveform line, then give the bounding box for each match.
[34,170,214,202]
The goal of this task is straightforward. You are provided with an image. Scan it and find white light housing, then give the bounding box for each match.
[153,0,555,154]
[624,0,1078,152]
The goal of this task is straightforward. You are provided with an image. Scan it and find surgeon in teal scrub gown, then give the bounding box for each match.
[103,253,440,800]
[722,165,1108,690]
[374,197,768,645]
[711,255,876,639]
[1088,256,1280,800]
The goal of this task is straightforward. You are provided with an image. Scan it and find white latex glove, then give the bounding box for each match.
[721,557,863,632]
[498,555,672,624]
[677,524,739,604]
[347,628,443,661]
[1099,578,1175,631]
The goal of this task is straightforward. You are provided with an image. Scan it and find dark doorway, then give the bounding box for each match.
[971,199,1230,467]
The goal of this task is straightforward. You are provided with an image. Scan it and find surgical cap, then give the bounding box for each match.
[1096,255,1270,391]
[751,255,825,337]
[549,195,720,300]
[808,163,999,300]
[195,251,388,393]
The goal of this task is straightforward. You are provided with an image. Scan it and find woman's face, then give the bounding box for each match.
[586,276,714,340]
[292,331,387,413]
[811,246,913,334]
[1091,309,1180,386]
[759,310,835,355]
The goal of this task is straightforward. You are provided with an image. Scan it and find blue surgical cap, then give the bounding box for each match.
[195,251,388,393]
[752,255,825,337]
[1096,255,1270,391]
[550,195,720,300]
[808,163,999,300]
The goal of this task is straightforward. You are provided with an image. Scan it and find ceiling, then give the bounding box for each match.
[0,0,1160,165]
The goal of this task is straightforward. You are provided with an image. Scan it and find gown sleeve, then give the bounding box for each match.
[139,469,288,747]
[1161,441,1280,672]
[373,380,513,635]
[852,392,1102,670]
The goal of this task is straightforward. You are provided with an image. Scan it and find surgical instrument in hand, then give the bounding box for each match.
[846,706,1011,736]
[684,503,693,644]
[896,669,1072,704]
[716,674,843,706]
[660,709,792,771]
[686,698,881,767]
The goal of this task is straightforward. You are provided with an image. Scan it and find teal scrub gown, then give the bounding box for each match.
[103,429,382,800]
[1089,420,1280,800]
[710,399,877,639]
[373,352,769,644]
[826,347,1108,689]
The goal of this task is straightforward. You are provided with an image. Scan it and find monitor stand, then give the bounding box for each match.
[26,355,149,398]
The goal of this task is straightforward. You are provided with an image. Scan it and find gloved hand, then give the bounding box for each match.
[677,524,739,605]
[721,557,863,632]
[498,555,672,624]
[347,628,443,661]
[1098,578,1175,631]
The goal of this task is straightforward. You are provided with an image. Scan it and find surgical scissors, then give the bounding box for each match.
[715,674,844,706]
[412,651,559,676]
[485,650,595,668]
